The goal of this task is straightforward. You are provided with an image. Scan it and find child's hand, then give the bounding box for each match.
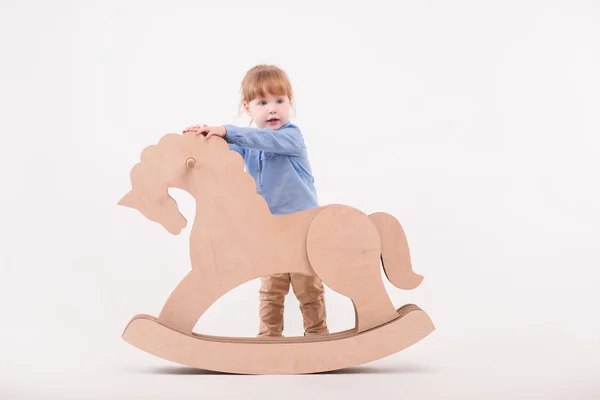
[182,124,226,139]
[183,124,206,134]
[197,125,226,139]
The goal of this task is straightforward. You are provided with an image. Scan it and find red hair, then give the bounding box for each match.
[239,64,296,116]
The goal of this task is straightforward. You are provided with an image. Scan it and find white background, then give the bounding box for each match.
[1,0,599,398]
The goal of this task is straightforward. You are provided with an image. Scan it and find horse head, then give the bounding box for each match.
[118,130,263,236]
[117,132,207,235]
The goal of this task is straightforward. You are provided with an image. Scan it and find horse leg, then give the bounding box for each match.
[306,205,399,333]
[157,268,228,334]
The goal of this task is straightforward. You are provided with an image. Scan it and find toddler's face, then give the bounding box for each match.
[245,92,290,130]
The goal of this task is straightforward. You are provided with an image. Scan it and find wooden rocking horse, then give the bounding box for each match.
[118,131,435,374]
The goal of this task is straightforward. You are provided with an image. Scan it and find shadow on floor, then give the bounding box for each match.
[124,363,438,376]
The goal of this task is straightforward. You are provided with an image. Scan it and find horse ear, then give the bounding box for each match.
[118,190,138,209]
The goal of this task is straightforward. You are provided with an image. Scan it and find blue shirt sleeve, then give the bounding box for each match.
[222,124,305,156]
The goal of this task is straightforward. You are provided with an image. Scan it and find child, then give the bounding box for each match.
[183,64,329,337]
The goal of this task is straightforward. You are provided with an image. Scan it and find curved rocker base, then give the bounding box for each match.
[122,304,435,375]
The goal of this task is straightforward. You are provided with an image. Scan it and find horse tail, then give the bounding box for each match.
[369,212,423,290]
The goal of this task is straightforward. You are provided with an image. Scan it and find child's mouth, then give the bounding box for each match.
[267,118,279,125]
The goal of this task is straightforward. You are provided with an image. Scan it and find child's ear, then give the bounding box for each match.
[243,101,251,115]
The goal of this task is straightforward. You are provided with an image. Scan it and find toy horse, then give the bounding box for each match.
[118,131,435,374]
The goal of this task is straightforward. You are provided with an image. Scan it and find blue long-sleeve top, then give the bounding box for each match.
[222,122,319,215]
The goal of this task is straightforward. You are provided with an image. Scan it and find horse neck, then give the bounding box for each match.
[185,170,272,230]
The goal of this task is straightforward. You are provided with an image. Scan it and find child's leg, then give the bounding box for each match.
[290,273,329,335]
[258,273,291,336]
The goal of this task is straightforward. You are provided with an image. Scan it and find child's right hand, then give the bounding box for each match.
[183,124,207,134]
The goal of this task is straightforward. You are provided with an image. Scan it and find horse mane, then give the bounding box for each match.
[127,132,271,216]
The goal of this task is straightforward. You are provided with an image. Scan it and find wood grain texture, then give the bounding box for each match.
[118,132,434,374]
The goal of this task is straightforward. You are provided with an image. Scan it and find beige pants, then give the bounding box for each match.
[258,273,329,336]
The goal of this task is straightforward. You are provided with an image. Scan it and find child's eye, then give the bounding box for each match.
[259,100,267,105]
[277,99,284,104]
